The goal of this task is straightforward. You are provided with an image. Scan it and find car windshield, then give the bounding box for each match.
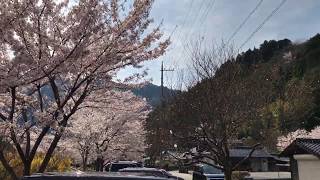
[202,165,223,174]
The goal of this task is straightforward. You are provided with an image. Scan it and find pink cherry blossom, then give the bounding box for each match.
[0,0,169,178]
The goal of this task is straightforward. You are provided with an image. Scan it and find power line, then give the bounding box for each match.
[175,0,211,64]
[239,0,287,50]
[198,0,216,36]
[182,0,209,41]
[168,0,195,66]
[175,0,195,40]
[227,0,264,44]
[169,25,178,38]
[183,0,216,57]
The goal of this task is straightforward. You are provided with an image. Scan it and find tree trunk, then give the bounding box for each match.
[95,156,104,171]
[23,161,31,176]
[23,128,32,176]
[224,158,233,180]
[224,166,232,180]
[38,133,62,173]
[82,153,88,171]
[82,160,87,171]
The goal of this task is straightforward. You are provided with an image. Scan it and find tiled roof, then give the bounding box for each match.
[230,147,272,158]
[281,138,320,158]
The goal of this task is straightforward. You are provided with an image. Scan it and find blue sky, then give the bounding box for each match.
[117,0,320,88]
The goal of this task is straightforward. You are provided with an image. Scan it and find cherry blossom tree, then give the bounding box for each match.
[0,0,169,178]
[66,90,149,171]
[277,126,320,150]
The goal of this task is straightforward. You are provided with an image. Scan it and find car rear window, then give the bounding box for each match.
[110,164,138,172]
[202,165,223,174]
[121,170,165,178]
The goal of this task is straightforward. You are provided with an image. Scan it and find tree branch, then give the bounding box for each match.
[232,143,261,171]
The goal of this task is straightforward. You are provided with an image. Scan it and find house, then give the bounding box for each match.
[163,145,289,173]
[280,138,320,180]
[230,146,288,172]
[194,146,288,172]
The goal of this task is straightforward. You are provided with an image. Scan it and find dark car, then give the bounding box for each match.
[22,172,169,180]
[105,161,143,172]
[192,164,224,180]
[119,168,184,180]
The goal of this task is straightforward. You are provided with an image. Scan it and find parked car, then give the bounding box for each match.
[105,161,143,172]
[22,171,169,180]
[119,167,184,180]
[192,164,224,180]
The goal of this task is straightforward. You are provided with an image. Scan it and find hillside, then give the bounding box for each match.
[34,82,177,109]
[145,33,320,153]
[132,83,178,107]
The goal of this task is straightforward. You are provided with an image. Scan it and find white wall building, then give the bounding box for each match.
[281,138,320,180]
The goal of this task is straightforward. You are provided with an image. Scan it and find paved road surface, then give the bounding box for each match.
[250,172,291,179]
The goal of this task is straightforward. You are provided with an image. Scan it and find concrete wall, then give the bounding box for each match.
[294,154,320,180]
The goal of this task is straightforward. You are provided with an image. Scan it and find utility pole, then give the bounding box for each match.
[160,61,174,107]
[158,61,174,161]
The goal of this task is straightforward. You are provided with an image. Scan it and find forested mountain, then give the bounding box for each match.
[132,83,178,107]
[235,34,320,133]
[145,34,320,158]
[38,82,176,108]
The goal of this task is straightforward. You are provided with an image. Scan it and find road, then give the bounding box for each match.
[250,172,291,179]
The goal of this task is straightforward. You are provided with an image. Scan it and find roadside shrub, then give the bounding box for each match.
[232,171,250,180]
[0,152,72,179]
